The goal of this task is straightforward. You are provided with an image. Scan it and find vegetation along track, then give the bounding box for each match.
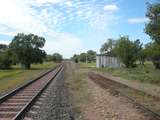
[88,72,160,120]
[0,64,63,120]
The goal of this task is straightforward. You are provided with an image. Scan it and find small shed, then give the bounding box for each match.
[96,54,121,68]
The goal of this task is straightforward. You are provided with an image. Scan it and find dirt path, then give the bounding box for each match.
[66,62,154,120]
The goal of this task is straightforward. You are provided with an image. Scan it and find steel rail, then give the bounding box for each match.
[13,65,63,120]
[0,64,60,103]
[0,64,63,120]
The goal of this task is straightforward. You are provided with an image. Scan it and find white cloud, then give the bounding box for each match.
[128,17,149,24]
[0,26,17,36]
[44,33,84,58]
[0,0,84,58]
[0,0,120,57]
[35,0,65,4]
[103,4,119,12]
[0,0,48,35]
[66,1,73,7]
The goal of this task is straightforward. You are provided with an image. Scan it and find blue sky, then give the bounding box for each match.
[0,0,158,58]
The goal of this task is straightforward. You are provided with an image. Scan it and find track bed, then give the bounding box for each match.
[0,65,63,120]
[89,72,160,120]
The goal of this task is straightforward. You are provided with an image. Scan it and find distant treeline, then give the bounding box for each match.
[71,50,96,63]
[0,33,63,69]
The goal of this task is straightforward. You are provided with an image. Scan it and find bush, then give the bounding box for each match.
[145,42,160,69]
[115,36,140,68]
[52,53,63,63]
[0,51,12,69]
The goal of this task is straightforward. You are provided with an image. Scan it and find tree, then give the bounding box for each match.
[143,2,160,69]
[0,44,8,52]
[9,33,46,69]
[45,54,53,62]
[100,38,116,55]
[79,53,87,62]
[52,53,63,62]
[87,50,96,62]
[145,42,160,69]
[115,36,140,68]
[71,54,79,63]
[134,39,146,65]
[145,3,160,45]
[0,44,12,69]
[139,48,146,65]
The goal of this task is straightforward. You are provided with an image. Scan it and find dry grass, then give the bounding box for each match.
[65,62,91,120]
[0,62,57,92]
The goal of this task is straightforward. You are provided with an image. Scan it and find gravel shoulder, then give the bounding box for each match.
[24,66,74,120]
[66,62,154,120]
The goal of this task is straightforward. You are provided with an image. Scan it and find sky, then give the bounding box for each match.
[0,0,159,58]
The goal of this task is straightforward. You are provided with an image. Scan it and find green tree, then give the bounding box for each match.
[145,3,160,45]
[71,54,79,63]
[145,42,160,69]
[52,53,63,62]
[139,48,146,65]
[79,53,87,62]
[0,44,12,69]
[45,54,53,62]
[134,39,146,65]
[100,38,116,55]
[9,33,46,69]
[87,50,96,62]
[115,36,140,68]
[0,44,8,52]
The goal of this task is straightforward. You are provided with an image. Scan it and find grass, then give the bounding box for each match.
[78,62,96,68]
[79,61,160,85]
[0,62,57,92]
[65,63,91,120]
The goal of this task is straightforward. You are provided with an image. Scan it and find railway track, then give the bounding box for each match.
[0,64,63,120]
[88,72,160,120]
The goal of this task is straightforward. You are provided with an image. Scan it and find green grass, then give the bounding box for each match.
[78,62,96,68]
[79,61,160,85]
[0,62,57,92]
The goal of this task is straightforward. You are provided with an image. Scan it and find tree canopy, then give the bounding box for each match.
[0,44,8,52]
[145,42,160,69]
[71,50,96,63]
[100,38,116,55]
[0,44,12,69]
[114,36,141,68]
[79,53,87,62]
[145,3,160,45]
[52,53,63,62]
[71,54,79,63]
[9,33,46,69]
[87,50,96,62]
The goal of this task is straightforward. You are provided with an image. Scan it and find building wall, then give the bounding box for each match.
[96,56,100,68]
[96,55,121,68]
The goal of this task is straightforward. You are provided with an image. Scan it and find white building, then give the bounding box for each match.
[96,54,122,68]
